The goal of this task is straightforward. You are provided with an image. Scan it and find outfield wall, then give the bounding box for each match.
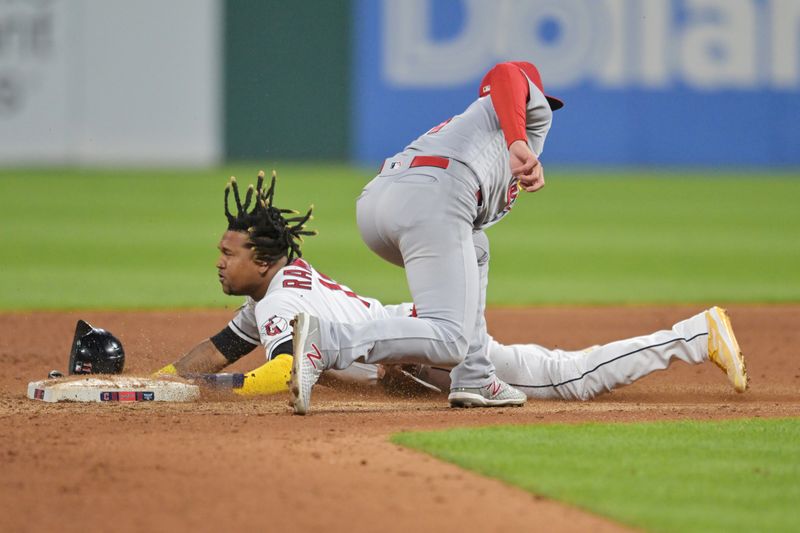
[353,0,800,166]
[223,0,351,161]
[1,0,798,167]
[0,0,221,166]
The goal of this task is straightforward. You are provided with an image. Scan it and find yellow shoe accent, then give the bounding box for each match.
[152,363,178,377]
[234,354,293,396]
[705,307,748,392]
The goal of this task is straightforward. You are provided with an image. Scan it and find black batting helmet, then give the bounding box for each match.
[68,320,125,375]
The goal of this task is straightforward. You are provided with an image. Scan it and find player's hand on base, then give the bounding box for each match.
[509,140,545,192]
[152,363,179,378]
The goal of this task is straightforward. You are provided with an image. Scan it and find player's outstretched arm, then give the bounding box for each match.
[154,324,259,377]
[157,354,292,397]
[233,354,293,396]
[154,338,230,377]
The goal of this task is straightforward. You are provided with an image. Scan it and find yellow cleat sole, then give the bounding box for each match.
[706,307,748,393]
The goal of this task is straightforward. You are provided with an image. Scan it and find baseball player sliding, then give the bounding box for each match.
[156,170,748,405]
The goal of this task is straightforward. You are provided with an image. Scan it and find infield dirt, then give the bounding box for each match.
[1,305,798,533]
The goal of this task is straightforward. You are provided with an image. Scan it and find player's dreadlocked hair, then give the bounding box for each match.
[224,170,316,263]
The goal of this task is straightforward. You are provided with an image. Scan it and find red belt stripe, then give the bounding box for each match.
[382,155,481,205]
[409,155,449,169]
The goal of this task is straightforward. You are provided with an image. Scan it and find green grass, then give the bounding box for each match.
[391,418,800,533]
[1,166,798,309]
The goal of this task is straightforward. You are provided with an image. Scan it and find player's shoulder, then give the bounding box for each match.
[259,258,317,301]
[273,258,317,287]
[235,296,257,315]
[282,257,316,274]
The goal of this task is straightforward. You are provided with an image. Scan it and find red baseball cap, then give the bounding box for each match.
[479,61,564,111]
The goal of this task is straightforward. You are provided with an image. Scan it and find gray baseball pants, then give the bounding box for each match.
[415,312,710,400]
[317,153,495,388]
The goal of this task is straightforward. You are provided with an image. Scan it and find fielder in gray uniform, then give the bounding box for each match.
[289,61,566,414]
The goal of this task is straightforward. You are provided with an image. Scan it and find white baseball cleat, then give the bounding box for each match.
[448,378,527,408]
[705,306,748,393]
[289,312,326,415]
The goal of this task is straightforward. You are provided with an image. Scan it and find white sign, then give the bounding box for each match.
[0,0,70,162]
[0,0,221,165]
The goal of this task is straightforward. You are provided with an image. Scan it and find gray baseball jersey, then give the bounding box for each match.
[405,73,552,229]
[313,63,559,393]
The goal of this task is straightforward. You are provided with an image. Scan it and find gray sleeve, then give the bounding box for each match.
[524,78,553,156]
[228,298,260,345]
[383,303,416,318]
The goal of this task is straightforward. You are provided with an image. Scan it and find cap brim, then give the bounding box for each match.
[546,95,564,111]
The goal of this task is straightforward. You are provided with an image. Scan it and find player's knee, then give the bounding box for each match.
[423,317,471,366]
[443,327,471,364]
[449,333,470,363]
[426,318,470,364]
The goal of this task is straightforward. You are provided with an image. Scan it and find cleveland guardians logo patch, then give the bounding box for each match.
[264,315,289,336]
[99,391,155,402]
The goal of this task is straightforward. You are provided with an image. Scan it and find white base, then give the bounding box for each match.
[27,376,200,403]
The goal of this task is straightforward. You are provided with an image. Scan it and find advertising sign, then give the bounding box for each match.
[353,0,800,166]
[0,0,220,165]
